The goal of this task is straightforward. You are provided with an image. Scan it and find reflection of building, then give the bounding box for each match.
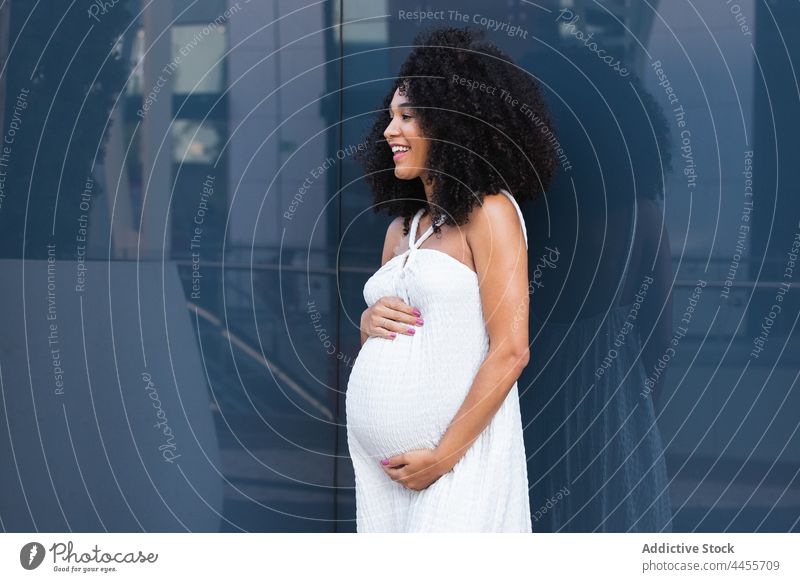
[0,2,9,135]
[553,0,659,75]
[1,0,796,534]
[108,0,342,276]
[751,0,800,337]
[118,0,230,261]
[110,0,661,262]
[114,1,341,532]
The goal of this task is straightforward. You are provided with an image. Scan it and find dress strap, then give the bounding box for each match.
[498,189,528,250]
[408,208,425,249]
[409,206,445,249]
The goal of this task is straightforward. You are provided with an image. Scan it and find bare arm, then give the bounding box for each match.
[433,194,530,472]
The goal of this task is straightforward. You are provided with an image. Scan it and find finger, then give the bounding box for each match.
[373,306,422,334]
[384,306,424,329]
[372,313,416,337]
[382,454,405,467]
[372,318,399,340]
[384,466,407,485]
[383,297,424,321]
[381,315,419,336]
[381,465,404,483]
[365,311,398,340]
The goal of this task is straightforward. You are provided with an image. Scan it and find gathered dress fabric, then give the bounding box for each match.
[346,189,532,532]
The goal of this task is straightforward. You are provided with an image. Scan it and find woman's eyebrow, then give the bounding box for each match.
[389,102,414,111]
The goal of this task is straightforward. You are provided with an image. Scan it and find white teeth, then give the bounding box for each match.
[391,145,410,153]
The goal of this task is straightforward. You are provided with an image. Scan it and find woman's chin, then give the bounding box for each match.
[393,167,419,180]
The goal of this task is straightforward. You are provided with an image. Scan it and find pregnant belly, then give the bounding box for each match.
[346,335,483,458]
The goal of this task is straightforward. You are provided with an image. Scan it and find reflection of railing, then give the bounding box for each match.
[174,259,800,288]
[174,259,365,275]
[176,261,334,421]
[671,280,800,290]
[188,300,334,421]
[175,263,336,421]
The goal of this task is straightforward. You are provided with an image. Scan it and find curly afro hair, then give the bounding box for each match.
[355,25,559,237]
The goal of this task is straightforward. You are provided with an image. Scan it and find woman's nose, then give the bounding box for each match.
[384,119,399,139]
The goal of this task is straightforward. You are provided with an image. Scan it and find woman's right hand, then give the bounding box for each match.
[361,296,424,342]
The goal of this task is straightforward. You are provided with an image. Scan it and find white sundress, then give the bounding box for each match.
[345,189,532,532]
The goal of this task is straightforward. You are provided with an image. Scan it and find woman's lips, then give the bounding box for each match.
[393,150,408,161]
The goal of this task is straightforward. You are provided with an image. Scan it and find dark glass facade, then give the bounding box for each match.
[0,0,797,532]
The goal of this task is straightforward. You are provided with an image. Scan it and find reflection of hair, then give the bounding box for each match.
[537,46,673,205]
[355,25,559,237]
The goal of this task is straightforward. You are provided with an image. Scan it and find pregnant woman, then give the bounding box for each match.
[346,26,559,532]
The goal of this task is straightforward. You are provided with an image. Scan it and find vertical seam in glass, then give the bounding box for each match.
[333,0,344,533]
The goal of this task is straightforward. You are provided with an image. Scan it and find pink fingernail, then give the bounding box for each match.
[407,328,415,334]
[389,332,397,339]
[416,318,424,325]
[412,309,421,316]
[381,459,389,465]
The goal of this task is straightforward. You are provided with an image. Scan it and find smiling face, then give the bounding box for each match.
[383,88,431,182]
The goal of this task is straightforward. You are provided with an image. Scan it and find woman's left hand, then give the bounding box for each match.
[380,449,450,491]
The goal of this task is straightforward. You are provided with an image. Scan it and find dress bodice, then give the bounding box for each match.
[362,189,528,309]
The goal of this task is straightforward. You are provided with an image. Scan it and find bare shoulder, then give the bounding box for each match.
[465,192,524,249]
[387,215,407,248]
[381,215,408,264]
[388,214,406,232]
